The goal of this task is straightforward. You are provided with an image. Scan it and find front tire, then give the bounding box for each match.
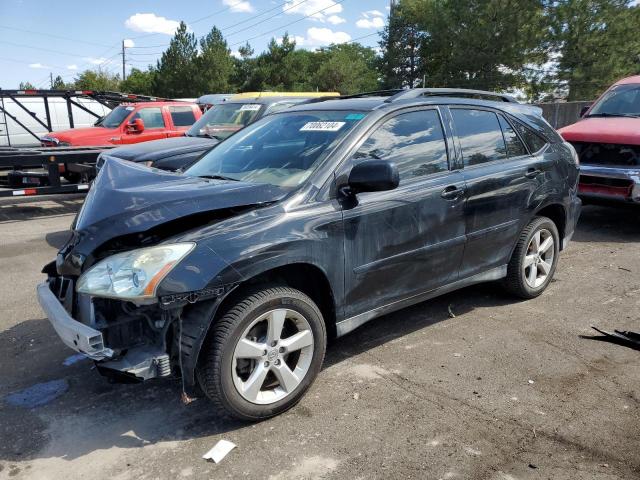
[197,285,327,421]
[503,216,560,299]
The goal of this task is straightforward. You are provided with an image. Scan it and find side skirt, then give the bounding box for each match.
[335,265,507,337]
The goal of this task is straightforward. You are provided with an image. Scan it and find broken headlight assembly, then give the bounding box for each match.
[76,243,195,301]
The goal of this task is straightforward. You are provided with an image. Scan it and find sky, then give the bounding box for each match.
[0,0,391,89]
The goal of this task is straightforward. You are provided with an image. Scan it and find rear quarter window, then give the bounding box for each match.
[512,121,548,153]
[169,106,197,127]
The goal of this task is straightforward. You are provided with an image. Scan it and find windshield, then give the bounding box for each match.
[186,102,263,139]
[185,110,367,187]
[96,105,135,128]
[589,84,640,117]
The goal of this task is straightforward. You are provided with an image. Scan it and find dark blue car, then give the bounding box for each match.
[39,89,581,420]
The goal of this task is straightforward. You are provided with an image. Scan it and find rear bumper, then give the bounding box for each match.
[578,165,640,203]
[36,282,113,361]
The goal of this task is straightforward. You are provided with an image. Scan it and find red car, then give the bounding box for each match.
[40,101,202,147]
[559,75,640,204]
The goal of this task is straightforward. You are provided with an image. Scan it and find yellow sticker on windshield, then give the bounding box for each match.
[300,121,346,132]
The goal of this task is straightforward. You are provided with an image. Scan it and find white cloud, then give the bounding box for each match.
[223,0,254,13]
[123,38,135,48]
[84,57,107,65]
[28,63,48,69]
[326,15,346,25]
[67,64,78,70]
[356,11,385,29]
[283,0,343,22]
[306,27,350,46]
[125,13,181,35]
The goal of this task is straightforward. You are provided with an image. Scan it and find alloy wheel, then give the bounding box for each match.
[231,308,314,405]
[523,228,555,288]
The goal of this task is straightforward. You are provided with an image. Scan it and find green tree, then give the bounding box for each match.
[247,34,313,91]
[195,26,235,94]
[153,21,198,97]
[232,42,256,92]
[313,43,379,94]
[73,69,121,90]
[18,81,36,89]
[379,2,423,88]
[402,0,548,92]
[52,75,68,89]
[120,68,156,94]
[549,0,640,100]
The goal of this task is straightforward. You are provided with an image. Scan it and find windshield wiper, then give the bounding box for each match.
[587,112,640,118]
[198,174,240,182]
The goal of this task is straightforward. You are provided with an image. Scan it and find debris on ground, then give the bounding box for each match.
[448,304,456,318]
[203,439,236,463]
[582,327,640,351]
[62,353,87,366]
[4,379,69,408]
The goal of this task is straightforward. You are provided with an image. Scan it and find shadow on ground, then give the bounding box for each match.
[0,200,637,465]
[572,203,640,243]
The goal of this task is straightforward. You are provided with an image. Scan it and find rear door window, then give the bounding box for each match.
[169,106,196,127]
[451,109,507,166]
[498,115,528,157]
[130,107,165,129]
[354,109,449,183]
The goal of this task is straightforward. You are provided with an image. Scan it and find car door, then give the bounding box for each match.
[166,105,198,137]
[340,107,467,318]
[449,107,552,278]
[117,106,169,144]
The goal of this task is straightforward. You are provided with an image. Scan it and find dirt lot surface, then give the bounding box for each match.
[0,197,638,480]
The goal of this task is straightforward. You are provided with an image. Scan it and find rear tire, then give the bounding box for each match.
[503,216,559,299]
[197,285,326,421]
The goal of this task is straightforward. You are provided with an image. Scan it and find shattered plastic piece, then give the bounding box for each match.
[5,379,69,408]
[353,393,360,400]
[181,391,196,405]
[63,353,87,366]
[453,353,461,357]
[203,439,236,463]
[447,304,456,318]
[528,379,535,384]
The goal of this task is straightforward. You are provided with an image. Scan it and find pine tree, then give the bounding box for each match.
[549,0,640,100]
[378,2,423,89]
[153,21,198,97]
[313,44,379,94]
[195,26,235,95]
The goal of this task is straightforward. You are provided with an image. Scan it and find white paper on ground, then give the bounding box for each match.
[202,439,236,463]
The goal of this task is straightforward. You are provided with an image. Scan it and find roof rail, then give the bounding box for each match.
[384,88,518,104]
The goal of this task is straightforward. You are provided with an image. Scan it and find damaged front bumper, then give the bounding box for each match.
[37,281,173,382]
[37,282,113,360]
[579,165,640,203]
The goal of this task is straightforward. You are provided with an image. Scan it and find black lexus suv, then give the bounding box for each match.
[38,89,581,420]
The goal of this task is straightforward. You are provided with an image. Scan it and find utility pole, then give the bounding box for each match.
[50,72,53,89]
[122,40,126,81]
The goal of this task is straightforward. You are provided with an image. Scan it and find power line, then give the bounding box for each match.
[128,0,254,40]
[228,0,347,47]
[0,25,114,49]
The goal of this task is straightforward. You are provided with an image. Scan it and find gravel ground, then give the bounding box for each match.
[0,198,638,480]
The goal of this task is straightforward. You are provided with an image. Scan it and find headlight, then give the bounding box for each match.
[77,243,195,300]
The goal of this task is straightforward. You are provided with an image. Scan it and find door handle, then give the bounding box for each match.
[441,185,465,200]
[525,168,542,178]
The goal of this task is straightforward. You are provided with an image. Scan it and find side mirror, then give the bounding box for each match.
[127,118,145,133]
[579,105,591,117]
[347,160,399,195]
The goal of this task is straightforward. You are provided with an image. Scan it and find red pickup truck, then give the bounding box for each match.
[559,75,640,204]
[40,101,202,147]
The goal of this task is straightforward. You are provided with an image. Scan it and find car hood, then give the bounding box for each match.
[559,117,640,145]
[58,158,287,274]
[106,136,216,162]
[43,127,113,145]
